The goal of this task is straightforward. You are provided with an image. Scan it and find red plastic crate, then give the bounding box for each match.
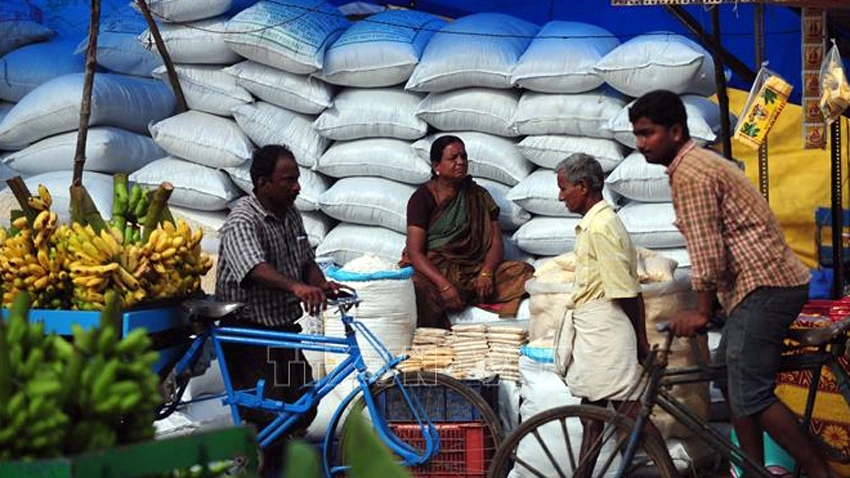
[390,422,491,478]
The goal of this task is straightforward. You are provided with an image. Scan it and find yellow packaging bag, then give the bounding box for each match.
[734,66,793,150]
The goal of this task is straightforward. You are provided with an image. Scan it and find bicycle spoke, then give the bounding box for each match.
[513,455,553,478]
[531,428,568,478]
[559,416,578,473]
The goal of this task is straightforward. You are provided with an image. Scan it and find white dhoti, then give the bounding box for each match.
[553,299,643,402]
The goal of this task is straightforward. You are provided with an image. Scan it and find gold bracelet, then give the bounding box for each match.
[439,284,452,292]
[479,270,493,278]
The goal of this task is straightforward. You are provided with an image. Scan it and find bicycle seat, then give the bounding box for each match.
[786,316,850,346]
[182,299,245,319]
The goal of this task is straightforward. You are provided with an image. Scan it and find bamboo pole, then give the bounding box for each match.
[136,0,188,113]
[72,0,101,185]
[142,182,174,242]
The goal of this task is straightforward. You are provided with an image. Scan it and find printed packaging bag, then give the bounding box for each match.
[733,65,793,150]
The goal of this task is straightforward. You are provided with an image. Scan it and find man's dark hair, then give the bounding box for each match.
[628,90,690,138]
[430,135,464,166]
[250,144,296,187]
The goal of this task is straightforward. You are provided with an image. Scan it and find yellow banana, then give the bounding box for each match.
[91,236,115,260]
[27,196,47,212]
[170,236,185,248]
[37,249,50,270]
[33,275,49,290]
[11,216,28,229]
[38,184,52,208]
[160,247,177,260]
[33,210,50,231]
[114,265,140,290]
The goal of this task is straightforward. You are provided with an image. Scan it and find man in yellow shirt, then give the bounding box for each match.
[554,153,650,477]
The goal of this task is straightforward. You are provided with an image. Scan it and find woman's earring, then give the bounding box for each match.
[435,171,440,176]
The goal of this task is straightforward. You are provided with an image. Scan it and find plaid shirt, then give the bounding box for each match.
[216,195,315,327]
[668,141,810,314]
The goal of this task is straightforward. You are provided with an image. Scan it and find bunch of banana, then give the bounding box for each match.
[0,293,71,460]
[64,223,134,311]
[111,182,150,246]
[139,219,213,300]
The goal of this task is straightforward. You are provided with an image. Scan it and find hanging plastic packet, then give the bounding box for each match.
[733,65,793,150]
[819,40,850,125]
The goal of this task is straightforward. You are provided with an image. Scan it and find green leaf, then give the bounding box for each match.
[282,440,321,478]
[345,416,413,478]
[763,88,777,104]
[741,123,760,137]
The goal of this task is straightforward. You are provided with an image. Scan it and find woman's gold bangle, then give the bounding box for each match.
[479,271,493,278]
[439,284,452,292]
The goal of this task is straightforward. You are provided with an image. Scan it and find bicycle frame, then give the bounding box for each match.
[617,333,850,478]
[167,304,440,475]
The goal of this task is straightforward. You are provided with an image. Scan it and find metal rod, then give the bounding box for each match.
[755,3,770,201]
[831,119,844,298]
[712,6,734,161]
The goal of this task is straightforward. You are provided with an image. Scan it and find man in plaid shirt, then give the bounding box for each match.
[629,90,836,478]
[216,144,340,477]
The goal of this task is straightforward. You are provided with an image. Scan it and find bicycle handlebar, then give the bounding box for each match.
[326,285,360,308]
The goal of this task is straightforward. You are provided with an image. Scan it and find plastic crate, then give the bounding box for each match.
[391,422,490,478]
[379,377,499,422]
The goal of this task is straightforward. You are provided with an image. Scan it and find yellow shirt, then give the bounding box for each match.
[571,201,640,307]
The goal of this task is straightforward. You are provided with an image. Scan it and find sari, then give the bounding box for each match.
[401,178,534,328]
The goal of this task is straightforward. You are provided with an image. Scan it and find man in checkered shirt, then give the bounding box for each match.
[216,144,340,477]
[629,90,836,478]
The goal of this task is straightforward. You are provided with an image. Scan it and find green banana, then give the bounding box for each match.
[96,326,117,355]
[91,358,120,403]
[115,328,150,356]
[26,375,62,396]
[128,184,142,217]
[0,321,10,404]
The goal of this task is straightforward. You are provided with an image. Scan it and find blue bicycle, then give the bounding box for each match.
[155,289,502,477]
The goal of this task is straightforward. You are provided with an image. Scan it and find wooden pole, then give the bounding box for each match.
[72,0,101,185]
[135,0,188,113]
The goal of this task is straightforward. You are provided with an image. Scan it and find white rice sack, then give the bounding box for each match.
[416,88,520,138]
[0,102,12,125]
[412,132,532,186]
[0,40,84,102]
[512,21,619,94]
[502,233,535,264]
[0,73,176,150]
[130,156,241,211]
[139,17,240,65]
[224,163,330,212]
[151,64,253,117]
[232,102,328,169]
[617,201,685,249]
[475,177,531,231]
[301,210,335,247]
[2,127,164,175]
[517,135,627,172]
[135,0,232,23]
[593,32,716,98]
[316,138,430,184]
[318,177,415,234]
[23,171,114,220]
[225,61,334,115]
[651,247,691,269]
[0,3,55,58]
[313,88,427,141]
[320,10,446,88]
[405,13,538,92]
[513,88,625,139]
[224,0,350,75]
[149,111,253,168]
[76,15,163,77]
[512,217,580,257]
[315,223,406,266]
[605,95,737,149]
[508,169,577,218]
[604,151,671,203]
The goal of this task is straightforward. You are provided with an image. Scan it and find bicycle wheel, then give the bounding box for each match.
[323,371,503,477]
[488,404,677,478]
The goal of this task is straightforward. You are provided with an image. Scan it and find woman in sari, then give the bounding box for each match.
[401,135,534,329]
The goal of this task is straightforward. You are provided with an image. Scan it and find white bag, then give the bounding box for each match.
[617,201,685,249]
[301,210,336,247]
[517,135,627,172]
[512,217,580,256]
[152,65,253,117]
[513,88,626,139]
[316,138,430,184]
[3,127,164,175]
[315,223,406,266]
[76,15,163,77]
[512,21,619,94]
[134,0,232,23]
[130,156,241,211]
[232,102,328,169]
[0,103,12,125]
[508,169,578,218]
[17,171,114,220]
[412,131,532,186]
[224,61,334,115]
[313,88,427,141]
[318,177,415,234]
[405,13,538,92]
[593,32,716,98]
[139,17,240,65]
[0,40,84,102]
[416,88,520,138]
[224,0,350,75]
[320,10,446,88]
[0,73,176,149]
[474,178,532,231]
[605,94,736,149]
[149,111,253,169]
[224,163,331,212]
[604,151,671,203]
[0,3,55,58]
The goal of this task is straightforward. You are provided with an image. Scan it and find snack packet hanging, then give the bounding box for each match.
[819,40,850,125]
[733,65,793,150]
